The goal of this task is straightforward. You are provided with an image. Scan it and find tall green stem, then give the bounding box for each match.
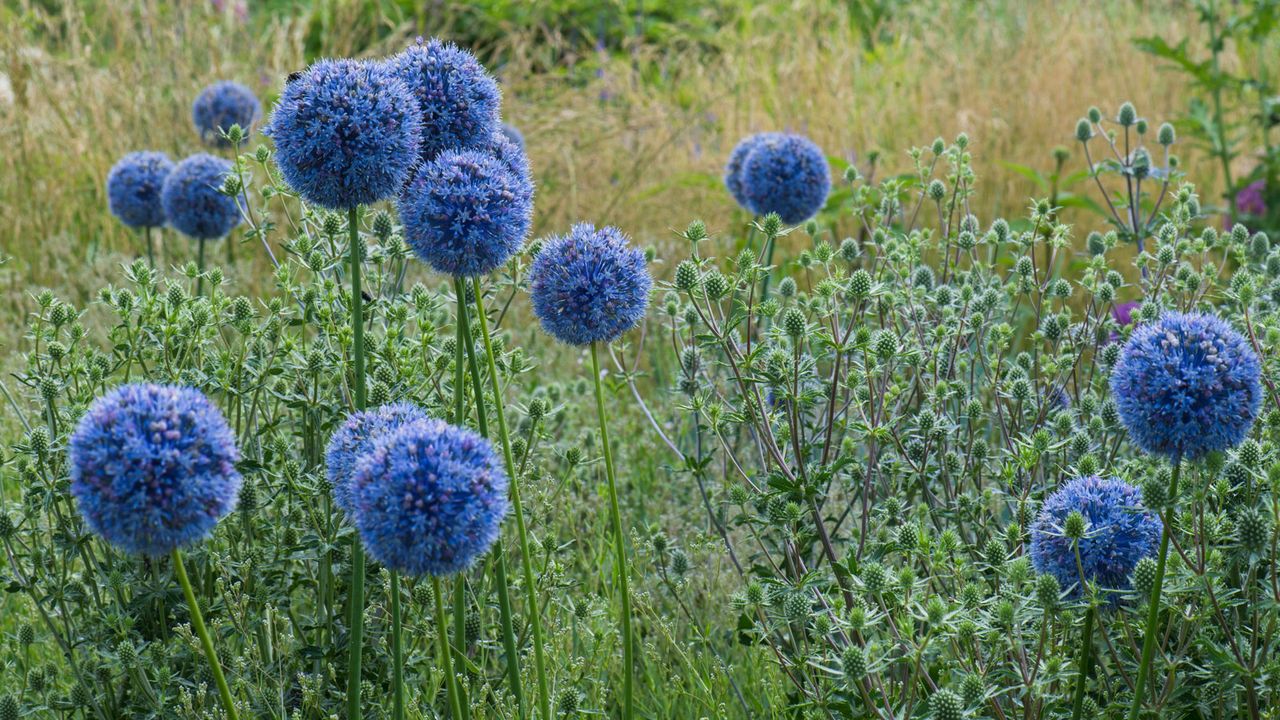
[1128,458,1181,720]
[470,277,551,720]
[172,550,239,720]
[390,571,405,720]
[449,284,472,719]
[345,205,367,720]
[197,237,207,296]
[454,277,524,717]
[590,341,635,720]
[433,577,464,720]
[145,227,155,269]
[1070,605,1096,720]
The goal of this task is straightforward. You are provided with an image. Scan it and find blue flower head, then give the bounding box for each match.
[399,149,532,277]
[351,418,509,576]
[192,81,261,146]
[1029,476,1161,598]
[483,127,533,190]
[529,223,652,346]
[735,132,830,224]
[161,154,242,240]
[325,402,428,517]
[265,59,422,210]
[723,132,777,211]
[107,151,174,229]
[500,122,526,152]
[69,384,241,556]
[384,38,501,162]
[1111,312,1262,460]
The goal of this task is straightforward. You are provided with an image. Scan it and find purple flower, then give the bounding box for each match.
[1237,180,1267,218]
[326,403,429,517]
[107,151,173,229]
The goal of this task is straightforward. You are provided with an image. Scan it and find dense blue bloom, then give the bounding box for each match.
[1030,476,1161,598]
[69,384,241,556]
[106,151,173,228]
[483,128,533,190]
[325,402,428,516]
[500,122,525,152]
[529,223,652,345]
[161,154,242,239]
[1111,312,1262,460]
[192,81,261,146]
[723,132,777,211]
[733,132,830,224]
[265,59,422,209]
[351,418,508,576]
[384,38,501,162]
[399,149,532,277]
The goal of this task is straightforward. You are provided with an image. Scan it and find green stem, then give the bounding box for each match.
[1071,604,1096,720]
[345,205,367,720]
[454,277,524,717]
[197,236,206,296]
[171,550,238,720]
[590,341,635,720]
[433,577,464,720]
[1128,457,1181,720]
[471,276,551,720]
[450,282,472,719]
[391,571,405,720]
[145,227,155,269]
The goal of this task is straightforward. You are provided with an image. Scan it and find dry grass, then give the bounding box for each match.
[0,0,1257,309]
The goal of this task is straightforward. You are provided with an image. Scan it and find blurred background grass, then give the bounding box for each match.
[0,0,1257,306]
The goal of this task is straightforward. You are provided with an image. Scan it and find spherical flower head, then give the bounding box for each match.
[739,133,831,224]
[723,132,778,211]
[69,384,241,556]
[107,151,174,228]
[483,128,533,191]
[399,149,533,277]
[529,223,652,346]
[161,153,241,239]
[351,418,509,576]
[384,38,501,162]
[325,402,428,516]
[1111,312,1262,460]
[192,81,262,146]
[1029,476,1160,598]
[265,59,422,209]
[500,122,525,152]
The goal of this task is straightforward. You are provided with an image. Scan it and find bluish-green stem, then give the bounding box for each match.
[433,576,464,720]
[1128,457,1181,720]
[1070,605,1095,720]
[345,205,368,720]
[145,227,155,269]
[172,549,239,720]
[197,237,207,296]
[390,571,405,720]
[590,341,635,720]
[451,282,472,720]
[470,276,551,720]
[454,277,524,717]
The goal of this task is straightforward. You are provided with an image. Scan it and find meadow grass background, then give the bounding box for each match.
[0,0,1234,308]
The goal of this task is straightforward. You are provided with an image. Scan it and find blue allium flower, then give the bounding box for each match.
[161,154,242,239]
[1029,476,1161,597]
[325,402,428,516]
[384,38,501,162]
[69,384,241,556]
[399,149,532,277]
[529,223,652,346]
[1111,312,1262,460]
[500,122,525,152]
[192,81,261,146]
[483,128,533,190]
[351,418,509,576]
[265,59,422,210]
[106,151,174,228]
[724,132,777,211]
[734,132,831,224]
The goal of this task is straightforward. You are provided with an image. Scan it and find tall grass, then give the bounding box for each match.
[2,2,1238,305]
